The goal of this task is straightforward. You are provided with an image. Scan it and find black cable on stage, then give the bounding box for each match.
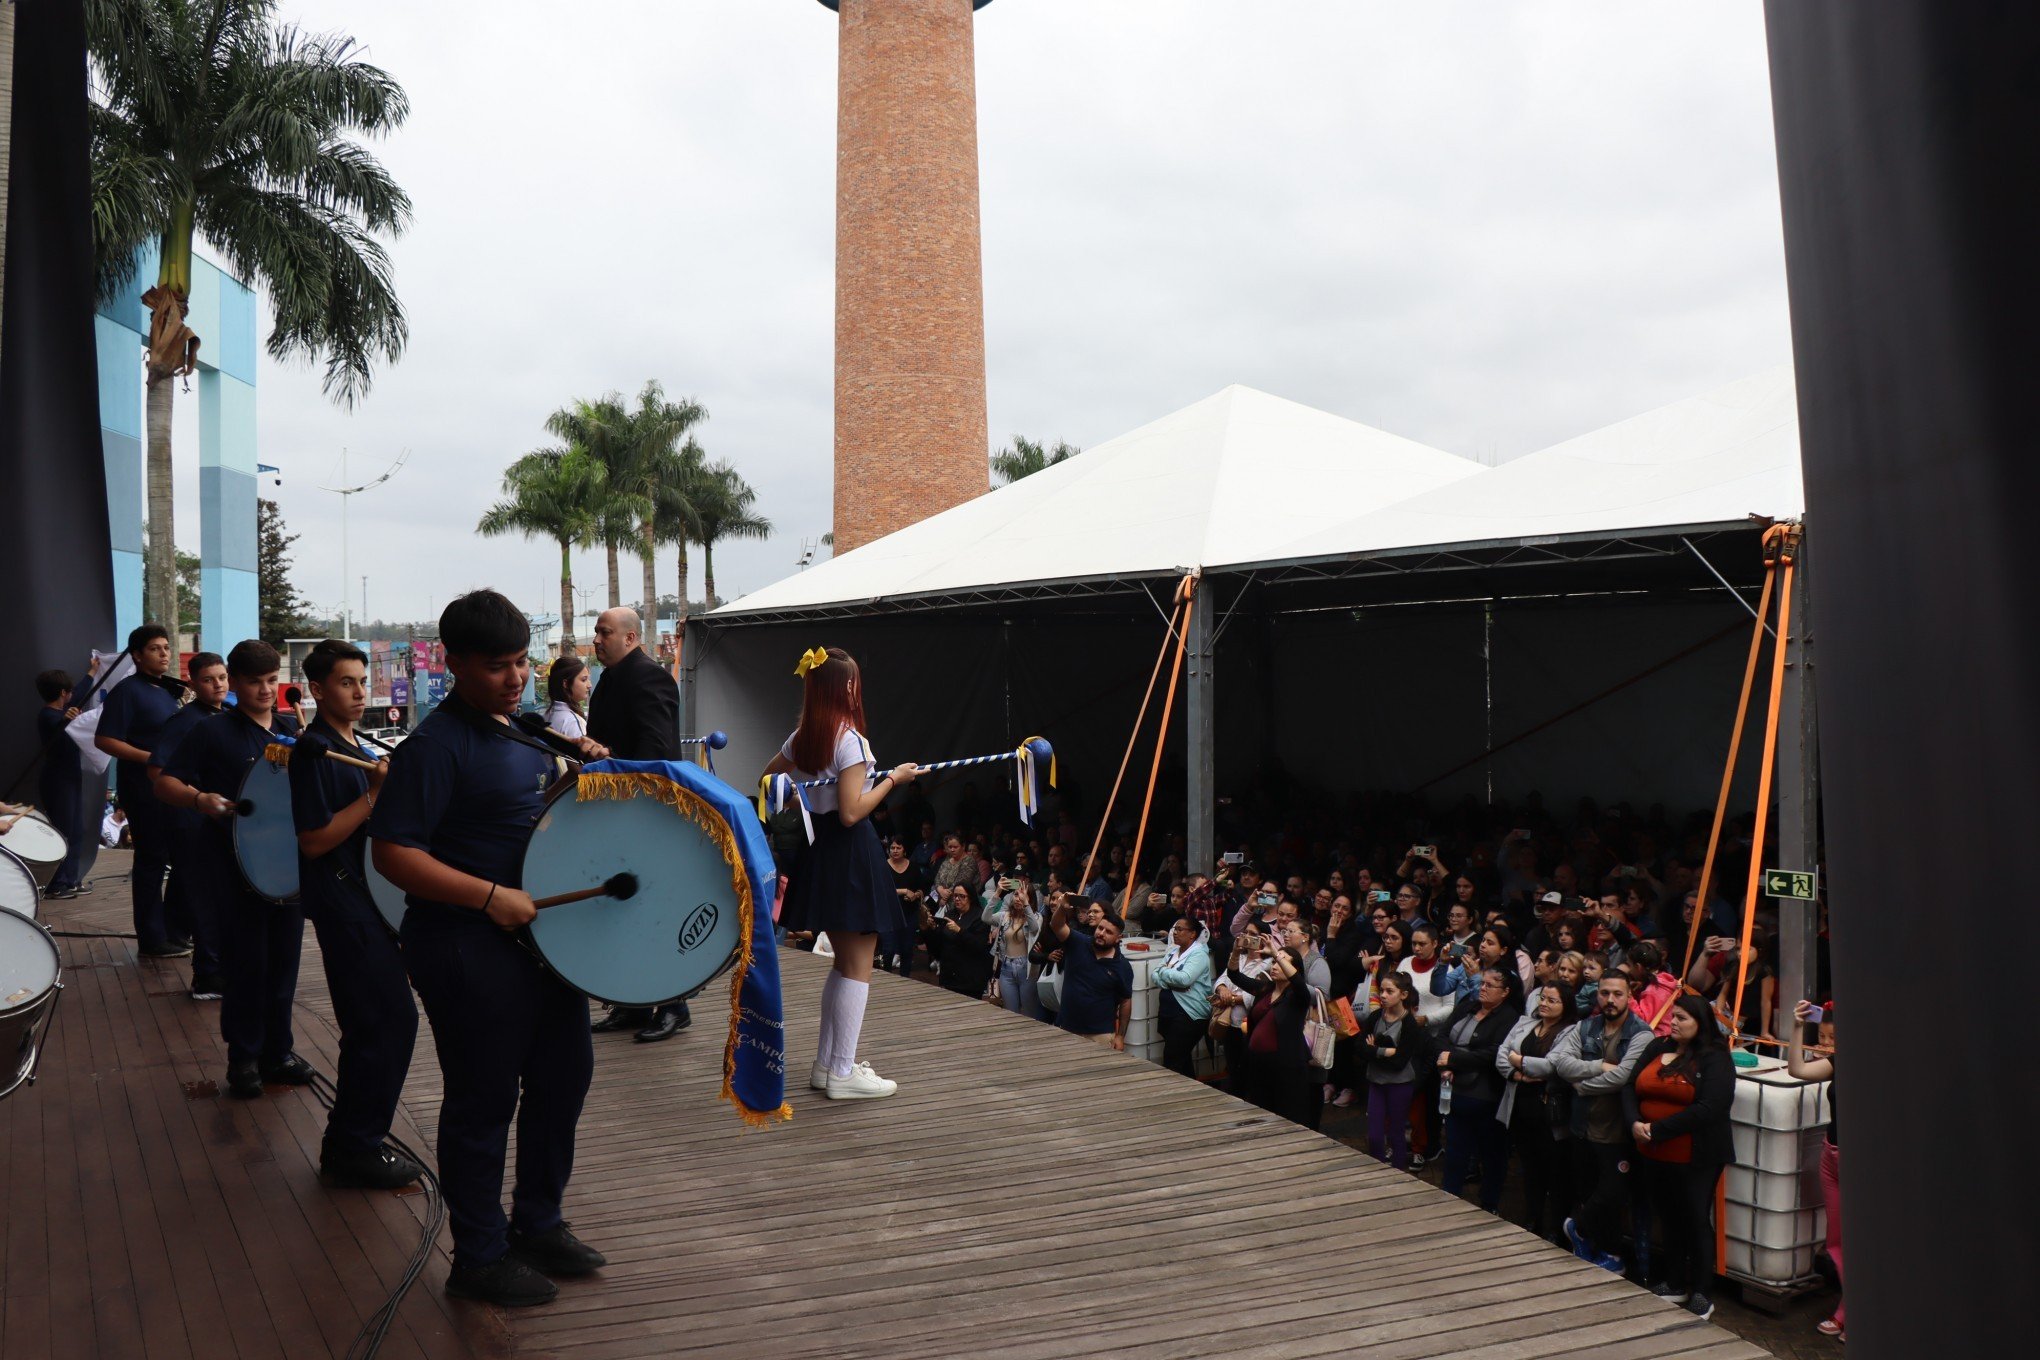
[304,1065,446,1360]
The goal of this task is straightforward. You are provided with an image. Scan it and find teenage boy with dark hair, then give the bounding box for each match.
[155,640,305,1096]
[292,639,422,1190]
[371,589,610,1307]
[148,652,228,998]
[95,624,188,955]
[34,668,98,899]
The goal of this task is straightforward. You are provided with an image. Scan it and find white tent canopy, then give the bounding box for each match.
[1252,367,1803,570]
[715,371,1801,620]
[715,385,1484,618]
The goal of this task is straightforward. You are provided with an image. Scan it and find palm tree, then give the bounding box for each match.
[87,0,410,631]
[653,437,711,631]
[557,383,705,646]
[989,435,1081,488]
[476,448,620,655]
[691,464,772,612]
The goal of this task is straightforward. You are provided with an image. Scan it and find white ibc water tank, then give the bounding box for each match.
[1120,937,1165,1057]
[1722,1057,1831,1288]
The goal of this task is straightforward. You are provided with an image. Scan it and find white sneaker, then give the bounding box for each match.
[810,1062,830,1091]
[824,1061,898,1100]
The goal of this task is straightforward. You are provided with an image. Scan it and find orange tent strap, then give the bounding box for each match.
[1122,577,1197,918]
[1079,588,1188,890]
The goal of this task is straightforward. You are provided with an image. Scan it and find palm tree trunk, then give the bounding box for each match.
[640,520,659,654]
[675,541,691,642]
[144,374,178,631]
[605,542,620,608]
[703,539,717,612]
[558,537,576,654]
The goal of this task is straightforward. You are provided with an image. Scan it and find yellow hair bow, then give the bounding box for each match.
[794,646,829,679]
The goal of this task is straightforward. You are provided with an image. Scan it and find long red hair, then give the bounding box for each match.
[790,646,870,773]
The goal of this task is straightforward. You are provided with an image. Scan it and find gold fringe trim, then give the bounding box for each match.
[575,771,792,1128]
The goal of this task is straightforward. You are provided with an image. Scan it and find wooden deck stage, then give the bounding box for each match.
[3,867,1768,1360]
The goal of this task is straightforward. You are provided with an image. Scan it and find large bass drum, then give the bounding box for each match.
[232,757,300,903]
[0,910,62,1100]
[520,782,745,1007]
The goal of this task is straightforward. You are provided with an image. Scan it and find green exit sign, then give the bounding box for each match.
[1763,869,1818,901]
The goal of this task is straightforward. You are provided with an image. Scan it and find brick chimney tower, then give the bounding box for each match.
[818,0,993,554]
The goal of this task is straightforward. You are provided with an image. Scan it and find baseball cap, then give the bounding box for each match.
[1539,890,1565,907]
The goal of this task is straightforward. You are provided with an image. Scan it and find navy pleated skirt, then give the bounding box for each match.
[780,814,908,937]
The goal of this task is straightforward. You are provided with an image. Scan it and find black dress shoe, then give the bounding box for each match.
[226,1061,263,1099]
[321,1143,425,1190]
[446,1255,558,1307]
[634,1009,684,1042]
[506,1221,607,1276]
[591,1006,650,1033]
[261,1053,316,1085]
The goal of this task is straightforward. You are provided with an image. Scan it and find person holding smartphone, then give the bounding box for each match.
[1788,999,1843,1342]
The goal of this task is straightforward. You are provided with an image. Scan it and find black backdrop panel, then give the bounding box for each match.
[0,0,117,797]
[1767,4,2037,1353]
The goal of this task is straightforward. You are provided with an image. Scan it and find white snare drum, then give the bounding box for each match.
[0,847,38,921]
[0,813,66,889]
[0,910,62,1099]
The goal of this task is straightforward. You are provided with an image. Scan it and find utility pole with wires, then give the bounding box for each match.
[321,447,408,643]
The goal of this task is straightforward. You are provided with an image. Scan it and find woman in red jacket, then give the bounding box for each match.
[1624,993,1737,1321]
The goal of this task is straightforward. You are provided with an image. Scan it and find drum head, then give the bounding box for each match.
[0,911,59,1010]
[522,786,744,1007]
[0,816,66,887]
[365,854,407,936]
[0,847,39,921]
[233,760,301,903]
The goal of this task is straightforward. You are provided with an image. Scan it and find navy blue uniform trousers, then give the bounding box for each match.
[200,847,304,1067]
[401,912,593,1268]
[123,784,173,948]
[305,874,418,1156]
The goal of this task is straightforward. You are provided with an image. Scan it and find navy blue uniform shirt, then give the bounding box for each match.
[290,718,379,919]
[99,674,180,798]
[150,702,222,834]
[367,692,556,922]
[160,707,300,853]
[1056,927,1135,1036]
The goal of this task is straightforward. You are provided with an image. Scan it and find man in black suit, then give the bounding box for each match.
[584,608,691,1042]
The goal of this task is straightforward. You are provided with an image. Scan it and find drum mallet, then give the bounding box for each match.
[532,873,640,910]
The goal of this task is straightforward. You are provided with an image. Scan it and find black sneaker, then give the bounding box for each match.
[140,940,194,958]
[226,1060,263,1099]
[321,1143,425,1190]
[1651,1281,1690,1304]
[165,935,194,950]
[44,885,81,900]
[261,1053,316,1085]
[189,973,225,1001]
[1683,1294,1715,1321]
[446,1255,558,1307]
[507,1221,607,1276]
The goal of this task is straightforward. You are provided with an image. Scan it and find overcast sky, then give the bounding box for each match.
[170,0,1791,627]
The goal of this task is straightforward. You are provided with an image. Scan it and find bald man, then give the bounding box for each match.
[585,608,690,1040]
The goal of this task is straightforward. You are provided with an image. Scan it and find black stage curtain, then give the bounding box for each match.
[0,0,116,799]
[1766,5,2036,1355]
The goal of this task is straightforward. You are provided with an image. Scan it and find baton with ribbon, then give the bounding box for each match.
[759,736,1055,844]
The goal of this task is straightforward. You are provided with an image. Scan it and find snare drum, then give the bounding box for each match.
[0,910,62,1099]
[520,781,746,1007]
[0,813,67,889]
[0,848,38,921]
[232,758,300,903]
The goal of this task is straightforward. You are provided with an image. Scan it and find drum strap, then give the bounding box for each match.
[437,692,580,767]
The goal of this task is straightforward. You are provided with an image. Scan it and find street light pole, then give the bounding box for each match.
[321,446,409,644]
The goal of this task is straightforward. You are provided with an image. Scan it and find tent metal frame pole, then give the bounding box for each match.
[1186,581,1216,874]
[1775,526,1820,1033]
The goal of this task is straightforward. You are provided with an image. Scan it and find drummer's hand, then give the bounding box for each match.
[197,792,235,820]
[0,815,16,834]
[574,737,609,761]
[63,706,80,720]
[891,762,920,785]
[368,758,390,793]
[485,886,537,931]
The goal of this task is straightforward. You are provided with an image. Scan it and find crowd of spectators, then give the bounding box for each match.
[780,782,1840,1331]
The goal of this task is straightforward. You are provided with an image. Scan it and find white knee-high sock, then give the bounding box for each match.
[816,968,844,1072]
[828,976,870,1077]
